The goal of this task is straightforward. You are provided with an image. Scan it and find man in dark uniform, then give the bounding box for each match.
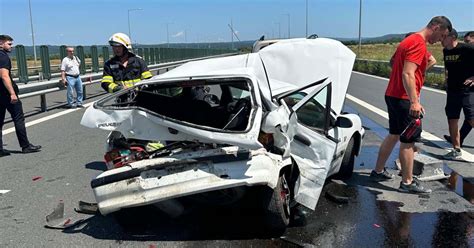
[444,31,474,146]
[101,33,152,93]
[0,35,41,157]
[441,29,474,159]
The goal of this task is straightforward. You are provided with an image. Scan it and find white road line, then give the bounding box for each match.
[346,93,474,162]
[0,190,11,195]
[352,71,447,95]
[3,101,95,135]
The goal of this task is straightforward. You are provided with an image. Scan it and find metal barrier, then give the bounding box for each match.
[15,45,29,83]
[13,46,235,84]
[91,46,99,73]
[18,53,238,112]
[355,58,444,74]
[39,45,51,80]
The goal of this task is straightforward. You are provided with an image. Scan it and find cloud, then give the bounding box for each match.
[172,31,184,38]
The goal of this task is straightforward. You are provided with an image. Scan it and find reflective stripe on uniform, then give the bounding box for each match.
[108,83,119,93]
[116,78,141,88]
[141,71,152,79]
[102,75,114,83]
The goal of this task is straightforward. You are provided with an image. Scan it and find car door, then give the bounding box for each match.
[279,79,338,210]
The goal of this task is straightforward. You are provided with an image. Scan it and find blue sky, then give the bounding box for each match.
[1,0,473,46]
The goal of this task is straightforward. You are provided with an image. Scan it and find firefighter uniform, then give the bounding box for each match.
[101,54,153,93]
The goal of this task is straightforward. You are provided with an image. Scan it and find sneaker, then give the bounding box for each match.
[444,135,452,144]
[77,104,84,108]
[398,179,432,194]
[65,105,76,109]
[22,144,42,153]
[370,168,395,182]
[0,150,11,157]
[443,148,462,160]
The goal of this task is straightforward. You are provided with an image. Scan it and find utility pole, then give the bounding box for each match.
[358,0,362,56]
[305,0,308,37]
[230,18,234,50]
[165,22,173,48]
[286,14,290,38]
[128,8,143,47]
[275,22,281,39]
[28,0,37,66]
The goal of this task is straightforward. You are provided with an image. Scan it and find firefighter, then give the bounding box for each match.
[101,33,153,93]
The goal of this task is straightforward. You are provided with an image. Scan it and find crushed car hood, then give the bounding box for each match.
[258,38,356,114]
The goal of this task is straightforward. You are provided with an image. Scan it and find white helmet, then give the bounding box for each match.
[108,33,132,50]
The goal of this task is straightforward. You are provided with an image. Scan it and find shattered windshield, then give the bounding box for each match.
[97,78,255,132]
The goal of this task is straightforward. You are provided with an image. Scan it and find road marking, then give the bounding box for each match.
[346,93,474,162]
[352,71,447,95]
[3,101,95,135]
[0,190,11,195]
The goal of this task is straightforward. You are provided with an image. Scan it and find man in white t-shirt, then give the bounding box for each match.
[60,47,83,108]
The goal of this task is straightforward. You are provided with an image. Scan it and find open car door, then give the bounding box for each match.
[278,78,338,210]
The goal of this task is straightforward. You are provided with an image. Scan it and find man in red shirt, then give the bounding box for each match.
[370,16,452,194]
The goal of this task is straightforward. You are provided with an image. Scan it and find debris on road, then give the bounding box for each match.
[394,153,449,181]
[32,176,42,181]
[324,182,351,204]
[45,200,85,229]
[0,189,10,195]
[74,201,99,215]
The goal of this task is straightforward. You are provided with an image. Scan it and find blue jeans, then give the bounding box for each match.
[66,76,83,106]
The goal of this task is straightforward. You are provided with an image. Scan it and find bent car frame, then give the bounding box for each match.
[81,37,364,231]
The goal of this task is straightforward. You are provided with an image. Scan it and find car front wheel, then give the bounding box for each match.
[334,137,355,180]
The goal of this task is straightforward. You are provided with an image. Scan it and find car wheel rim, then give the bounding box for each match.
[280,176,291,218]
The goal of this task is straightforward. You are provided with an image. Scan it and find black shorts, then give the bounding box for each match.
[385,95,421,143]
[445,91,474,120]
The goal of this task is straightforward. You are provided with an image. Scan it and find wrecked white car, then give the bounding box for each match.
[81,38,364,230]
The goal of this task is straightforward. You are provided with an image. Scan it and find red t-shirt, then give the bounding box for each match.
[385,34,427,99]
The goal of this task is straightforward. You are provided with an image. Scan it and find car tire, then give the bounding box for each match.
[334,137,355,180]
[262,173,291,234]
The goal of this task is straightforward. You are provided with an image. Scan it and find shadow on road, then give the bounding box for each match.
[346,172,401,193]
[85,161,107,171]
[61,204,286,242]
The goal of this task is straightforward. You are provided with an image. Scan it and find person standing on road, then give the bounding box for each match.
[101,33,152,93]
[443,31,474,147]
[0,35,41,157]
[370,16,452,194]
[440,29,474,159]
[60,47,83,108]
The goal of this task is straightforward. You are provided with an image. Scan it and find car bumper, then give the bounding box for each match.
[92,150,288,215]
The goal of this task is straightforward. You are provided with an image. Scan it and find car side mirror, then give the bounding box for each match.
[335,116,353,128]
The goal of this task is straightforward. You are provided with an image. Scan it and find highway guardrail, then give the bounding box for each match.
[18,53,238,112]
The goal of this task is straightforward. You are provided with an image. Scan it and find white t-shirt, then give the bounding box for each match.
[60,56,81,76]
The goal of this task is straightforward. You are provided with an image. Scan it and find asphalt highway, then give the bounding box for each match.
[0,72,472,247]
